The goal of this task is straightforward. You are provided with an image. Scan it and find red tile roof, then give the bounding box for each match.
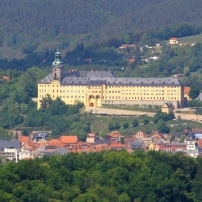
[2,76,10,81]
[128,58,135,63]
[184,87,191,94]
[109,131,121,137]
[60,136,78,144]
[198,140,202,147]
[124,137,136,145]
[18,136,30,144]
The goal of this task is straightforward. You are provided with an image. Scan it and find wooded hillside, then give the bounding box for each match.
[0,0,202,53]
[1,151,202,201]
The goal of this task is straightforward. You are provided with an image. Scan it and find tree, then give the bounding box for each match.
[132,119,139,127]
[189,86,200,99]
[40,94,52,109]
[122,121,129,129]
[142,118,149,125]
[48,97,68,115]
[108,121,121,131]
[156,119,170,133]
[153,111,174,123]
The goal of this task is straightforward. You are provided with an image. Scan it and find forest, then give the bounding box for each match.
[1,150,202,202]
[0,0,202,56]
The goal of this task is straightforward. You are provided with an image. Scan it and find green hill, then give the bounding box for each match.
[0,0,202,56]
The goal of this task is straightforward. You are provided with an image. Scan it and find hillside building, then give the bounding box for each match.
[170,38,179,45]
[37,49,184,109]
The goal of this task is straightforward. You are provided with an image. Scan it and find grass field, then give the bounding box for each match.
[178,33,202,44]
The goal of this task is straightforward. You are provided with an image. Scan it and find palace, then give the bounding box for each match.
[37,49,184,109]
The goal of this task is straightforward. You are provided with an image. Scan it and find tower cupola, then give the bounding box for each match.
[52,48,63,80]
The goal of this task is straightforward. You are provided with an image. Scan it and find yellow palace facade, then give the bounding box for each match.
[37,49,184,109]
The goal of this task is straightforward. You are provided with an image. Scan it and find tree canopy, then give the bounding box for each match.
[189,86,200,99]
[0,151,202,201]
[0,0,201,58]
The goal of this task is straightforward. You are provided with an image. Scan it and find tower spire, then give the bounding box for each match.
[52,47,63,67]
[52,47,63,80]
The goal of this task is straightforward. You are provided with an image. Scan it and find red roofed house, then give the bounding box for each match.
[155,142,187,152]
[129,44,136,48]
[119,44,130,49]
[86,132,96,143]
[134,131,147,140]
[170,38,179,45]
[128,58,135,64]
[2,76,10,81]
[47,136,78,148]
[108,131,121,143]
[18,135,30,145]
[60,136,78,144]
[110,142,126,151]
[184,86,191,100]
[124,135,136,145]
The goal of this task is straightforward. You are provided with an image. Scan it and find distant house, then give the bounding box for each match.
[196,93,202,101]
[185,128,202,136]
[128,58,135,64]
[184,87,191,101]
[85,58,92,63]
[184,134,198,158]
[162,102,174,114]
[135,131,147,140]
[119,44,129,49]
[151,132,164,144]
[19,148,34,160]
[2,76,10,81]
[172,131,185,142]
[55,148,69,155]
[60,135,78,144]
[119,44,136,49]
[47,135,78,148]
[30,131,48,142]
[155,142,186,152]
[126,139,147,152]
[173,74,184,78]
[95,138,110,145]
[86,132,96,143]
[124,135,136,145]
[0,140,21,162]
[108,131,121,143]
[170,38,179,45]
